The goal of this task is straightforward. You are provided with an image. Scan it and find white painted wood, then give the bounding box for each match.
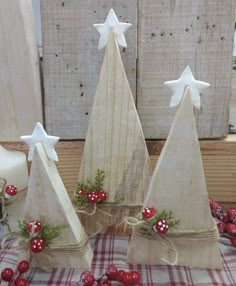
[41,0,137,139]
[24,142,93,269]
[0,0,43,141]
[127,88,222,269]
[137,0,235,138]
[78,33,152,234]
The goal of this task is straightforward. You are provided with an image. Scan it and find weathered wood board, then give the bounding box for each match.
[41,0,137,139]
[0,0,43,141]
[128,88,221,268]
[137,0,235,138]
[78,32,151,234]
[24,142,93,268]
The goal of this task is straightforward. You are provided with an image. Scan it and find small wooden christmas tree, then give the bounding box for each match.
[20,123,93,269]
[127,68,222,269]
[77,10,152,234]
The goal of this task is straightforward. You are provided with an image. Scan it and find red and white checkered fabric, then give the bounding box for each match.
[1,235,236,285]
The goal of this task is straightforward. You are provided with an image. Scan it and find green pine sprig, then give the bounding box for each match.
[18,220,66,245]
[74,169,105,207]
[40,224,66,245]
[138,209,180,230]
[93,169,105,190]
[18,220,30,239]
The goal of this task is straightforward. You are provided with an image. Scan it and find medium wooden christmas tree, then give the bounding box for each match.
[77,10,151,233]
[127,68,222,269]
[21,123,93,269]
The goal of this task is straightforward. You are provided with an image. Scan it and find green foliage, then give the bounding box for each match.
[139,209,180,230]
[18,220,65,245]
[41,224,66,245]
[18,220,30,239]
[93,169,105,189]
[74,169,105,207]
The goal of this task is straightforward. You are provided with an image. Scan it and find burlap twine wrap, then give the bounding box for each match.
[126,217,219,266]
[1,223,89,271]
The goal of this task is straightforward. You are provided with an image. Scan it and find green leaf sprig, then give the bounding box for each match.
[18,220,66,246]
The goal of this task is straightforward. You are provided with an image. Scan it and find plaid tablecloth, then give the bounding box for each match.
[1,234,236,285]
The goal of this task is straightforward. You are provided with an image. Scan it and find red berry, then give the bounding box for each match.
[231,237,236,247]
[225,223,236,236]
[117,270,126,282]
[105,264,118,280]
[211,205,224,220]
[222,213,229,223]
[17,260,30,273]
[227,208,236,223]
[1,267,14,281]
[26,221,42,235]
[130,271,141,284]
[30,237,46,253]
[5,185,18,196]
[217,222,225,234]
[121,272,133,285]
[210,201,220,211]
[99,281,111,286]
[153,219,169,234]
[76,189,87,199]
[97,189,107,201]
[14,277,28,286]
[142,207,156,220]
[87,192,99,204]
[80,271,95,286]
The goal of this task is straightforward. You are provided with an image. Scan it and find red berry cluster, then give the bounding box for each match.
[77,265,140,286]
[76,188,107,205]
[75,169,108,207]
[209,198,236,247]
[142,207,177,234]
[26,221,46,253]
[0,260,29,285]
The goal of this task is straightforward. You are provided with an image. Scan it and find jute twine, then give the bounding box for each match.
[126,217,219,266]
[1,223,89,271]
[76,202,143,237]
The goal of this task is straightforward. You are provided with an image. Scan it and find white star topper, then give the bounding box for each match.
[94,9,132,49]
[164,66,210,109]
[21,122,59,161]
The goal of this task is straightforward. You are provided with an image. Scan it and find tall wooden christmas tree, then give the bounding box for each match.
[21,123,93,269]
[77,10,151,233]
[127,68,222,269]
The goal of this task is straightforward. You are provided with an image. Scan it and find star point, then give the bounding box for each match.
[164,66,210,109]
[21,122,60,161]
[94,8,132,49]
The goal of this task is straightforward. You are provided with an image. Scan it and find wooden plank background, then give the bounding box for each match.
[0,0,43,141]
[41,0,137,139]
[137,0,235,139]
[41,0,235,140]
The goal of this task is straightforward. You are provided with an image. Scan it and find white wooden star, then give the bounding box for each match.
[94,9,132,49]
[21,122,59,161]
[164,66,210,109]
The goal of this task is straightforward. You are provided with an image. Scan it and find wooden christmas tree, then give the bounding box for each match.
[77,10,151,233]
[127,68,222,269]
[21,123,93,269]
